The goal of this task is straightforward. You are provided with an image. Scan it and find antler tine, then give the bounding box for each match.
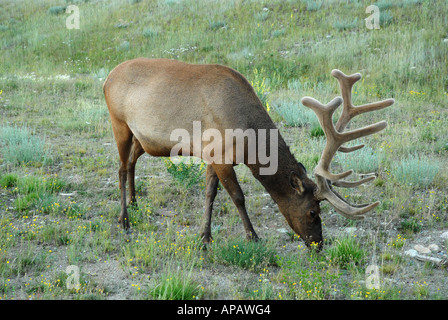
[331,69,395,133]
[301,96,353,182]
[301,96,387,183]
[331,174,375,188]
[313,172,379,220]
[322,181,380,220]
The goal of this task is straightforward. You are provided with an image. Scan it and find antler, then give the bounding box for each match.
[301,69,394,219]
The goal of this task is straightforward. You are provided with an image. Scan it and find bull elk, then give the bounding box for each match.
[103,58,394,249]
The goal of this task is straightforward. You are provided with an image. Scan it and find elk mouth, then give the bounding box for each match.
[302,235,323,251]
[289,216,323,251]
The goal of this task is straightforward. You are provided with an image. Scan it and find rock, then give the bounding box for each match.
[440,231,448,239]
[404,249,418,257]
[414,244,431,254]
[277,228,289,234]
[428,244,439,252]
[344,227,357,234]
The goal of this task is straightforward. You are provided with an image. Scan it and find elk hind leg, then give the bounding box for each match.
[112,121,133,230]
[200,165,219,244]
[128,136,145,207]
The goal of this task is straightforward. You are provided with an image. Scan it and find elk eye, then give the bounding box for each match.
[310,210,316,218]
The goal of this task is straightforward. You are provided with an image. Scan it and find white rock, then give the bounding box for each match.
[414,244,431,254]
[404,249,418,257]
[277,228,289,234]
[344,227,357,234]
[428,244,439,252]
[440,231,448,239]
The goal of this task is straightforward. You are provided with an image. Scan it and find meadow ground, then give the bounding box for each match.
[0,0,447,300]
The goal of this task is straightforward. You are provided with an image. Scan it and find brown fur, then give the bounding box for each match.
[104,58,322,247]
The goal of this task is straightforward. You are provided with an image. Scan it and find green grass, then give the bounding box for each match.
[5,174,67,213]
[211,238,277,271]
[149,266,203,300]
[0,173,19,188]
[326,236,368,270]
[0,0,447,301]
[0,125,51,166]
[272,99,316,127]
[392,154,440,188]
[164,157,206,190]
[336,145,381,174]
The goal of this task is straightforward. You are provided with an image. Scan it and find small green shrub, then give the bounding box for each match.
[16,175,65,195]
[400,218,423,234]
[333,18,358,31]
[209,21,226,31]
[272,28,286,38]
[164,157,205,189]
[303,0,323,11]
[212,239,277,271]
[48,6,66,15]
[336,146,380,174]
[380,11,393,26]
[326,236,367,269]
[392,154,440,188]
[0,173,19,188]
[143,28,158,38]
[374,0,395,10]
[149,269,202,300]
[0,125,50,166]
[416,118,441,142]
[12,175,66,213]
[273,100,316,127]
[9,244,48,276]
[250,68,271,111]
[310,120,325,138]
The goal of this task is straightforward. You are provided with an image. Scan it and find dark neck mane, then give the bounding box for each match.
[246,132,307,204]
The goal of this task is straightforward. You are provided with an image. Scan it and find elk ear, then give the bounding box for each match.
[290,171,306,195]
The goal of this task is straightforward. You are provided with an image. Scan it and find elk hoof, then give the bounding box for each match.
[118,216,130,230]
[246,232,260,242]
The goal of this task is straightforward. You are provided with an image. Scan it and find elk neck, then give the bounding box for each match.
[246,131,308,205]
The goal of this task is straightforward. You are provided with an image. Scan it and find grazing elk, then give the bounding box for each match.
[103,58,394,249]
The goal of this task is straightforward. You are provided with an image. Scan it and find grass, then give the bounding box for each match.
[0,0,447,300]
[148,265,203,300]
[326,236,368,270]
[211,238,277,271]
[272,99,317,127]
[163,157,206,190]
[336,145,380,174]
[4,174,67,213]
[0,125,51,166]
[392,154,440,188]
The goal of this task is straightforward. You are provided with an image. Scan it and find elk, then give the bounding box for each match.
[103,58,394,249]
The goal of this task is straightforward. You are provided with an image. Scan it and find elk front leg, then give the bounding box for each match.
[213,164,259,241]
[200,165,219,244]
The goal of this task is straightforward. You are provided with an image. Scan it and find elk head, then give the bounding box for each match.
[293,69,394,249]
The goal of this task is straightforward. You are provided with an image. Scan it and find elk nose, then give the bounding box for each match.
[305,237,323,251]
